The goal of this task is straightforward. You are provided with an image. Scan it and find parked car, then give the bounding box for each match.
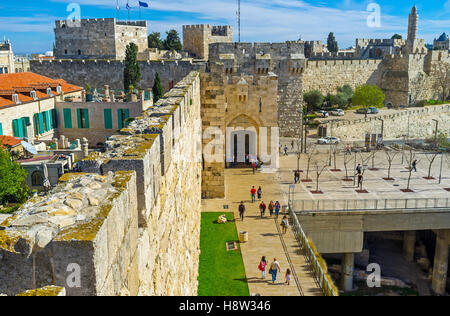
[356,107,379,114]
[315,110,329,118]
[331,109,345,116]
[318,136,341,144]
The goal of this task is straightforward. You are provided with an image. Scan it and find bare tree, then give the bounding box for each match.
[342,152,354,181]
[383,149,399,180]
[312,157,328,193]
[368,150,378,170]
[424,150,440,180]
[433,63,450,102]
[303,146,317,182]
[330,144,341,171]
[357,153,372,191]
[404,149,418,192]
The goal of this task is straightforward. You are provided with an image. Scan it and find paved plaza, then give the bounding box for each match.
[201,168,322,296]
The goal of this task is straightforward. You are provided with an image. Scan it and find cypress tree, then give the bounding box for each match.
[123,43,141,92]
[152,72,163,103]
[327,32,339,53]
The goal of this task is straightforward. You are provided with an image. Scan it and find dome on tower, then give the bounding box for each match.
[437,33,449,42]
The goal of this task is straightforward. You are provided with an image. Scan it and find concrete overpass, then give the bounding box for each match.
[293,198,450,295]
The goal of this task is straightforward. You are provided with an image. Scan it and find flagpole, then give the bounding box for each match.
[127,0,130,21]
[139,6,141,20]
[116,0,119,20]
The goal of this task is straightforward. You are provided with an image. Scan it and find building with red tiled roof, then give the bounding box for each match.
[0,72,83,140]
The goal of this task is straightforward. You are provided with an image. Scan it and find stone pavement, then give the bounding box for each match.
[201,167,323,296]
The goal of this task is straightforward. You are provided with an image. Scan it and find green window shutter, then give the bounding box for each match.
[0,122,3,136]
[104,109,112,129]
[124,109,130,127]
[84,109,89,128]
[77,109,82,129]
[12,119,19,137]
[33,114,39,135]
[38,112,44,134]
[23,117,30,138]
[48,110,53,130]
[117,109,123,129]
[63,109,72,129]
[44,111,50,132]
[17,118,25,138]
[52,109,58,129]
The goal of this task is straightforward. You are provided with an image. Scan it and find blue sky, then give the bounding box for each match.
[0,0,449,54]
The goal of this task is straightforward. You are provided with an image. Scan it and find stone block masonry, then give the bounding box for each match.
[329,104,450,141]
[31,59,206,92]
[0,72,202,296]
[0,171,139,296]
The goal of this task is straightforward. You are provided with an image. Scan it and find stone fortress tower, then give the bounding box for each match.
[182,25,233,61]
[54,18,148,60]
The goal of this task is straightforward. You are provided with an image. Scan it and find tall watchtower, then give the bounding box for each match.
[407,5,419,43]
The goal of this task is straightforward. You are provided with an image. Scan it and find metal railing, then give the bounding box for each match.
[288,203,339,296]
[294,198,450,213]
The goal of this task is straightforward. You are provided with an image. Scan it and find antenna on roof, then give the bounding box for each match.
[237,0,241,42]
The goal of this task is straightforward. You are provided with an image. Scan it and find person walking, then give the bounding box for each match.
[268,201,274,217]
[259,201,267,218]
[284,145,288,156]
[356,164,362,175]
[294,170,300,184]
[275,201,281,218]
[238,201,245,221]
[251,186,257,203]
[257,186,262,200]
[285,269,292,286]
[281,216,289,234]
[291,140,294,150]
[258,256,267,279]
[346,144,351,155]
[358,174,363,188]
[252,162,256,174]
[269,258,281,284]
[412,159,417,172]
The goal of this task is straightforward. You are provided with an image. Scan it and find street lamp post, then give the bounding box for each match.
[432,119,439,143]
[378,118,384,141]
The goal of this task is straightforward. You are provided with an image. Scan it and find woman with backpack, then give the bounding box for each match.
[268,201,274,217]
[281,216,289,234]
[257,186,262,200]
[258,256,267,279]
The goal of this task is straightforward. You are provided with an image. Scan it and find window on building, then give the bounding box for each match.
[64,49,68,54]
[78,49,81,55]
[104,109,113,129]
[63,109,72,128]
[0,122,3,136]
[77,109,90,129]
[117,109,129,129]
[31,171,44,187]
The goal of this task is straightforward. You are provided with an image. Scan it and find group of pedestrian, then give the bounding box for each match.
[258,257,291,285]
[250,186,263,203]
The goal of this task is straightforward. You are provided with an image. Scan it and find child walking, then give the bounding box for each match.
[285,269,292,286]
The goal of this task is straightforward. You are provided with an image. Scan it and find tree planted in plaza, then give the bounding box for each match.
[424,150,440,180]
[152,72,163,103]
[312,158,328,193]
[342,151,353,181]
[163,30,183,51]
[303,146,317,182]
[404,149,418,192]
[0,147,28,205]
[352,85,385,118]
[327,32,339,53]
[148,32,164,49]
[383,149,399,180]
[303,90,324,111]
[123,43,141,93]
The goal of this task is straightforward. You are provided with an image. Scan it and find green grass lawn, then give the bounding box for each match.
[198,212,249,296]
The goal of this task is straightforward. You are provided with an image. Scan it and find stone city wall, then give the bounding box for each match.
[0,171,139,296]
[30,59,205,92]
[302,59,382,95]
[329,104,450,141]
[0,72,202,296]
